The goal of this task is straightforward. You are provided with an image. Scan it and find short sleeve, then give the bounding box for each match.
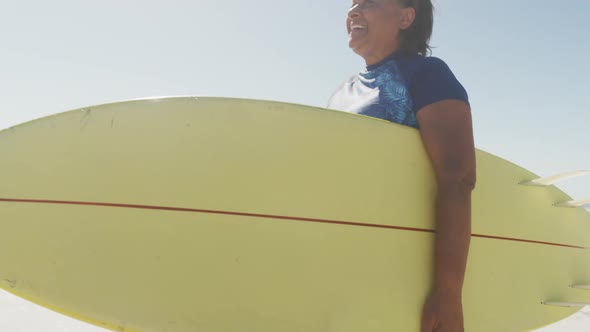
[410,57,469,113]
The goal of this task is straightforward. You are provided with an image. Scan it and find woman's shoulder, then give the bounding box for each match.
[397,53,453,73]
[397,53,469,111]
[421,56,456,73]
[395,54,461,86]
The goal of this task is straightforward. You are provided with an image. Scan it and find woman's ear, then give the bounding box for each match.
[400,7,416,30]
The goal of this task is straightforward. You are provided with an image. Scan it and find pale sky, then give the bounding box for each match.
[0,0,589,331]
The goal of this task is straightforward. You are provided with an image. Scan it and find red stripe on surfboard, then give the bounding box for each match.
[0,198,585,249]
[470,234,585,249]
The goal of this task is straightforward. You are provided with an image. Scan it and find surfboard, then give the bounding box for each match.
[0,97,588,332]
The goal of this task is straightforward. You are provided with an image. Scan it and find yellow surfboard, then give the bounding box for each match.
[0,97,589,332]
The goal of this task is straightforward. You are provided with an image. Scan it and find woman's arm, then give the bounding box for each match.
[416,99,476,332]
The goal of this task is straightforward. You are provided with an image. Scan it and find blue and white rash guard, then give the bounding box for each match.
[328,52,469,128]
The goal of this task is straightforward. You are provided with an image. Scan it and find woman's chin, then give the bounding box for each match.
[348,40,363,53]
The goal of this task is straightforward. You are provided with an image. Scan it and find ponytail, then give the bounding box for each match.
[399,0,434,56]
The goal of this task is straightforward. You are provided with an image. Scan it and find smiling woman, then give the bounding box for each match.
[347,0,433,62]
[328,1,475,332]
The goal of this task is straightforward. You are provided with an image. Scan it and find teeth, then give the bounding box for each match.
[351,25,366,30]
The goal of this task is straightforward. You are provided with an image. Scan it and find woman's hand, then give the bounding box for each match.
[421,290,464,332]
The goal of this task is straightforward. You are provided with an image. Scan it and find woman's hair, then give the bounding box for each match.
[399,0,434,56]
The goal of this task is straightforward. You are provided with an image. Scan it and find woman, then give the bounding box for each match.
[328,1,476,331]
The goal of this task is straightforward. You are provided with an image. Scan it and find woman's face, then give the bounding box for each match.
[347,0,414,64]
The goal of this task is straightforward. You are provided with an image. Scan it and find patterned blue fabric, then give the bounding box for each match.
[328,52,469,129]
